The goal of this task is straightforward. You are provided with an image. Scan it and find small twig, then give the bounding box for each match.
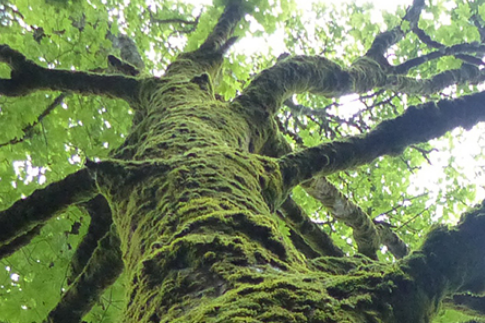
[149,8,202,35]
[398,208,428,229]
[410,145,438,165]
[377,192,428,218]
[0,93,70,148]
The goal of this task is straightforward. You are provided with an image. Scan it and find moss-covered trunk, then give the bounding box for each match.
[4,1,485,322]
[105,84,294,322]
[92,36,440,323]
[88,4,485,322]
[98,78,452,323]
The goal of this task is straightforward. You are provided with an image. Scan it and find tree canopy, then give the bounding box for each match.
[2,0,485,322]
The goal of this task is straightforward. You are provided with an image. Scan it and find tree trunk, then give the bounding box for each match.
[2,1,485,322]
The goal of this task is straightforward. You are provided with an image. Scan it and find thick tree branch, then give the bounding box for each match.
[385,200,485,322]
[365,0,425,64]
[261,126,406,259]
[303,177,379,259]
[45,226,123,323]
[0,45,141,102]
[198,1,244,55]
[279,90,485,191]
[67,195,113,284]
[0,225,42,259]
[235,53,483,121]
[0,168,96,256]
[279,197,344,258]
[164,1,244,80]
[404,201,485,297]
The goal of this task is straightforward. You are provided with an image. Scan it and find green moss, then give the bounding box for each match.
[93,25,453,323]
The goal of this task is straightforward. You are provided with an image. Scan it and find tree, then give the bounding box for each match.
[2,0,485,321]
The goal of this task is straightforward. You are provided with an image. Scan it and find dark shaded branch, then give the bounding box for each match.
[108,55,141,77]
[106,33,145,71]
[376,222,408,258]
[45,226,123,323]
[364,0,425,67]
[403,0,426,26]
[365,30,402,67]
[0,168,97,256]
[151,17,199,25]
[67,195,113,284]
[387,63,483,94]
[0,92,70,148]
[449,294,485,316]
[394,43,485,74]
[410,26,484,69]
[0,225,42,259]
[386,200,485,322]
[0,45,141,103]
[279,197,344,258]
[279,90,485,191]
[149,8,201,35]
[198,1,244,55]
[402,201,485,299]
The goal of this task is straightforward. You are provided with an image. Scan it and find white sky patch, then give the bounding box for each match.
[233,0,412,55]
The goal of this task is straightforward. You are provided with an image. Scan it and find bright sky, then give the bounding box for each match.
[184,0,413,55]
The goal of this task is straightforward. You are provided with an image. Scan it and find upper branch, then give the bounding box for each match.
[198,1,245,55]
[234,50,483,120]
[394,43,485,74]
[410,24,485,69]
[0,45,141,103]
[387,63,483,95]
[234,56,354,116]
[164,1,245,78]
[364,0,425,66]
[279,90,485,191]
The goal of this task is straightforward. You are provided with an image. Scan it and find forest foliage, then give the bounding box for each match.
[1,0,485,322]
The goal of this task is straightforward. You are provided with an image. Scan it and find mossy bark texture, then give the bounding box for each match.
[3,1,485,323]
[97,6,485,322]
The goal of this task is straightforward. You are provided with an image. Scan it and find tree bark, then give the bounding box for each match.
[3,1,485,322]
